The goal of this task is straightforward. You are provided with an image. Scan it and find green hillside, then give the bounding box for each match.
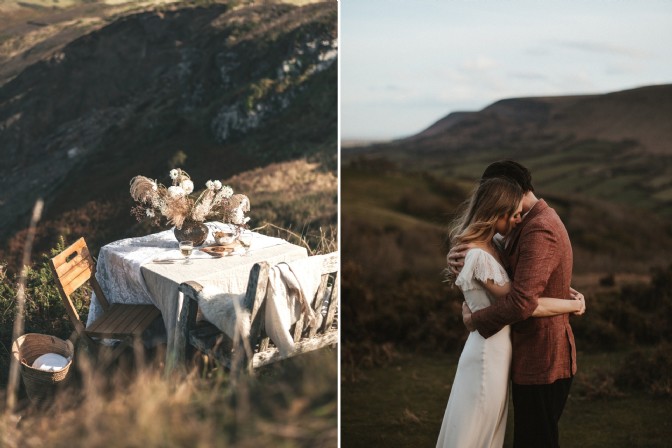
[343,162,672,276]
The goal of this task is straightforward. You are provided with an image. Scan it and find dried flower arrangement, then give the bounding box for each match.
[130,168,250,230]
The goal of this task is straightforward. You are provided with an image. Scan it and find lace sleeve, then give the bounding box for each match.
[455,249,509,292]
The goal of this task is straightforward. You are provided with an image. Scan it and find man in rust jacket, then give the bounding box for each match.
[455,161,583,448]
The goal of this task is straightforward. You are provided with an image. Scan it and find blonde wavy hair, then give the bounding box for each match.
[446,178,523,283]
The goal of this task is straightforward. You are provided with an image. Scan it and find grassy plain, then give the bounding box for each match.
[342,350,672,448]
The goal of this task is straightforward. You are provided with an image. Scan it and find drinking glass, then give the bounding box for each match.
[179,241,194,264]
[238,232,252,255]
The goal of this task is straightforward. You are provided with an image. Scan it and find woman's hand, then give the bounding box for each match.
[534,288,586,317]
[570,287,586,316]
[447,243,475,276]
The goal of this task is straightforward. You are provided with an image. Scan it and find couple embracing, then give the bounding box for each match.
[436,161,586,448]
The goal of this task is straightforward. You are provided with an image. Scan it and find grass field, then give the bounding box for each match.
[342,350,672,447]
[0,348,337,446]
[342,166,465,230]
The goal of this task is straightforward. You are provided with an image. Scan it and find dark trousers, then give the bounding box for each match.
[512,377,573,448]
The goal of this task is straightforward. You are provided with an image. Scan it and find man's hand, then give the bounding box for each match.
[570,287,586,316]
[462,301,476,332]
[447,243,474,276]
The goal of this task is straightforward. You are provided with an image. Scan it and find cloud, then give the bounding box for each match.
[554,71,598,91]
[555,40,648,59]
[604,61,642,76]
[462,56,498,71]
[525,47,550,57]
[509,72,548,81]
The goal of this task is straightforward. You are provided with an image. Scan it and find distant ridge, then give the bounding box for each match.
[400,84,672,156]
[343,84,672,219]
[411,111,476,139]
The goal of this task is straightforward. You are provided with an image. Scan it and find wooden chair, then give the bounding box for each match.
[50,237,162,366]
[177,252,338,375]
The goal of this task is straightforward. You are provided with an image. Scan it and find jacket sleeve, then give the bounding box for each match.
[471,220,559,338]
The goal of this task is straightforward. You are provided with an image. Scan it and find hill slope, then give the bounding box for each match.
[0,0,337,269]
[409,84,672,155]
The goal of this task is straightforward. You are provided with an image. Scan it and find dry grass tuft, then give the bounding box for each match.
[399,408,422,425]
[1,348,337,447]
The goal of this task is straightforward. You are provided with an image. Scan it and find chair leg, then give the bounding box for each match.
[76,333,126,370]
[97,340,130,370]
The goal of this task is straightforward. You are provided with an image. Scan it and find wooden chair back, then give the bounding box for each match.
[248,252,339,356]
[50,237,110,336]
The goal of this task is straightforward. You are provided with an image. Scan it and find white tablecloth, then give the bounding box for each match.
[87,222,308,366]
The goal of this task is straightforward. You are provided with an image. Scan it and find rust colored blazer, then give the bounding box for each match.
[471,199,577,385]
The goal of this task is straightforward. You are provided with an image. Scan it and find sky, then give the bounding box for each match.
[341,0,672,141]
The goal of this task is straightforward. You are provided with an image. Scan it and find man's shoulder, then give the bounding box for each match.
[526,201,564,227]
[521,203,570,246]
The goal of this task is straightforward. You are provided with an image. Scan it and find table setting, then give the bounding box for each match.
[86,169,308,371]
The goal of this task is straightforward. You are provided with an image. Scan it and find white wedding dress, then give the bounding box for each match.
[437,248,512,448]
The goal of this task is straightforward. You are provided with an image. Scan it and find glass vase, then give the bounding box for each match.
[173,220,208,246]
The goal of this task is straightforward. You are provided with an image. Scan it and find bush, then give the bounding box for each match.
[341,215,466,372]
[573,367,624,399]
[599,274,615,287]
[615,344,672,397]
[571,315,625,351]
[572,264,672,350]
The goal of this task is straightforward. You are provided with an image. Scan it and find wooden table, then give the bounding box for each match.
[87,223,308,372]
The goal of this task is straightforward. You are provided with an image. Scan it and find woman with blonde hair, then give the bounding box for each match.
[436,178,584,448]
